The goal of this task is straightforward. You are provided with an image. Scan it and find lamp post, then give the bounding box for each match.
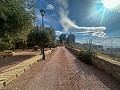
[40,9,45,60]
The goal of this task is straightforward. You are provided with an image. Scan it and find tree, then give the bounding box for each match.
[45,27,56,41]
[67,34,75,44]
[59,34,66,45]
[0,0,36,51]
[45,27,56,49]
[27,25,56,50]
[0,38,13,52]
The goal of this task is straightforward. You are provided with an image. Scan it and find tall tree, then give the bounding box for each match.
[27,25,56,50]
[59,34,66,44]
[0,0,36,51]
[45,27,56,41]
[67,34,75,44]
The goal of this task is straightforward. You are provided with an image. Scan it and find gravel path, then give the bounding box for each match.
[4,47,120,90]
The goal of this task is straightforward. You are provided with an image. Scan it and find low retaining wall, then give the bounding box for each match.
[91,56,120,79]
[0,50,52,89]
[65,46,80,56]
[0,52,14,58]
[65,46,120,79]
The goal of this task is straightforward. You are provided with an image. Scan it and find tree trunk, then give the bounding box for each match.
[13,41,16,51]
[22,40,25,51]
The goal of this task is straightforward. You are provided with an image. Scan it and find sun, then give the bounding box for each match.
[102,0,120,9]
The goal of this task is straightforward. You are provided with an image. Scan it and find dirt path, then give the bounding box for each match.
[0,50,40,73]
[4,47,120,90]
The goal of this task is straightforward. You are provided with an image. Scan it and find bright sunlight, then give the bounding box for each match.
[102,0,120,9]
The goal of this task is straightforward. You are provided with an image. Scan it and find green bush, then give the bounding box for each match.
[49,42,56,49]
[0,41,13,52]
[33,45,39,51]
[78,50,95,64]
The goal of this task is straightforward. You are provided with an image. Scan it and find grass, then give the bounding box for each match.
[97,52,120,62]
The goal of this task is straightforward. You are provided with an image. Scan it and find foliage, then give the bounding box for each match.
[0,0,36,51]
[67,34,75,44]
[78,50,96,64]
[27,25,56,49]
[33,45,39,51]
[45,27,56,41]
[59,34,66,43]
[49,41,57,48]
[56,39,60,45]
[0,41,13,52]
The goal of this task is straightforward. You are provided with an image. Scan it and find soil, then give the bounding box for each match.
[4,47,120,90]
[0,49,40,73]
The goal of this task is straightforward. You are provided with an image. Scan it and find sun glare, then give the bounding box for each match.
[102,0,120,9]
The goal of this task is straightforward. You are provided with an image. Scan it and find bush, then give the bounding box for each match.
[78,50,95,64]
[0,41,13,52]
[33,45,39,51]
[49,42,56,49]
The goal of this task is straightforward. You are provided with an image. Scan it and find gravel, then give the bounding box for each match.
[4,47,120,90]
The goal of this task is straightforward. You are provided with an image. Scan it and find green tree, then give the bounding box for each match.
[59,34,66,43]
[45,27,56,41]
[45,27,56,49]
[27,25,56,50]
[0,38,13,52]
[67,34,75,44]
[0,0,36,51]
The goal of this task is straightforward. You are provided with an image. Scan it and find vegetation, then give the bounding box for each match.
[67,34,75,44]
[27,25,56,51]
[78,50,96,64]
[59,33,75,45]
[69,42,120,62]
[0,0,36,51]
[59,34,66,44]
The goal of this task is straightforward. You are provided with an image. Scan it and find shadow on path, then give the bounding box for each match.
[75,58,119,89]
[68,49,120,90]
[0,55,35,68]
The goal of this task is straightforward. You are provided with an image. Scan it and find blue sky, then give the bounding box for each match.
[36,0,120,47]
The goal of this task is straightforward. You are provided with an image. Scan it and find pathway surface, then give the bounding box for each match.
[5,47,120,90]
[0,50,40,73]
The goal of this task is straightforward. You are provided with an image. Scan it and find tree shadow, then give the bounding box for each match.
[68,50,120,90]
[0,55,35,68]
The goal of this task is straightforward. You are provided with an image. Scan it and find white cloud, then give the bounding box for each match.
[90,0,101,3]
[117,10,120,12]
[57,0,68,9]
[92,31,106,37]
[75,30,106,37]
[55,31,62,36]
[76,40,81,43]
[57,0,107,36]
[111,1,120,10]
[82,33,91,36]
[76,31,94,34]
[46,4,54,10]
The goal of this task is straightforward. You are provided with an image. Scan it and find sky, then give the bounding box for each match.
[36,0,120,48]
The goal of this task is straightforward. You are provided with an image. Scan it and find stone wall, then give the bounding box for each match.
[65,46,80,56]
[65,46,120,79]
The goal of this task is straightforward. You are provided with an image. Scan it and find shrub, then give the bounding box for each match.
[78,50,95,64]
[0,41,13,52]
[33,45,39,51]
